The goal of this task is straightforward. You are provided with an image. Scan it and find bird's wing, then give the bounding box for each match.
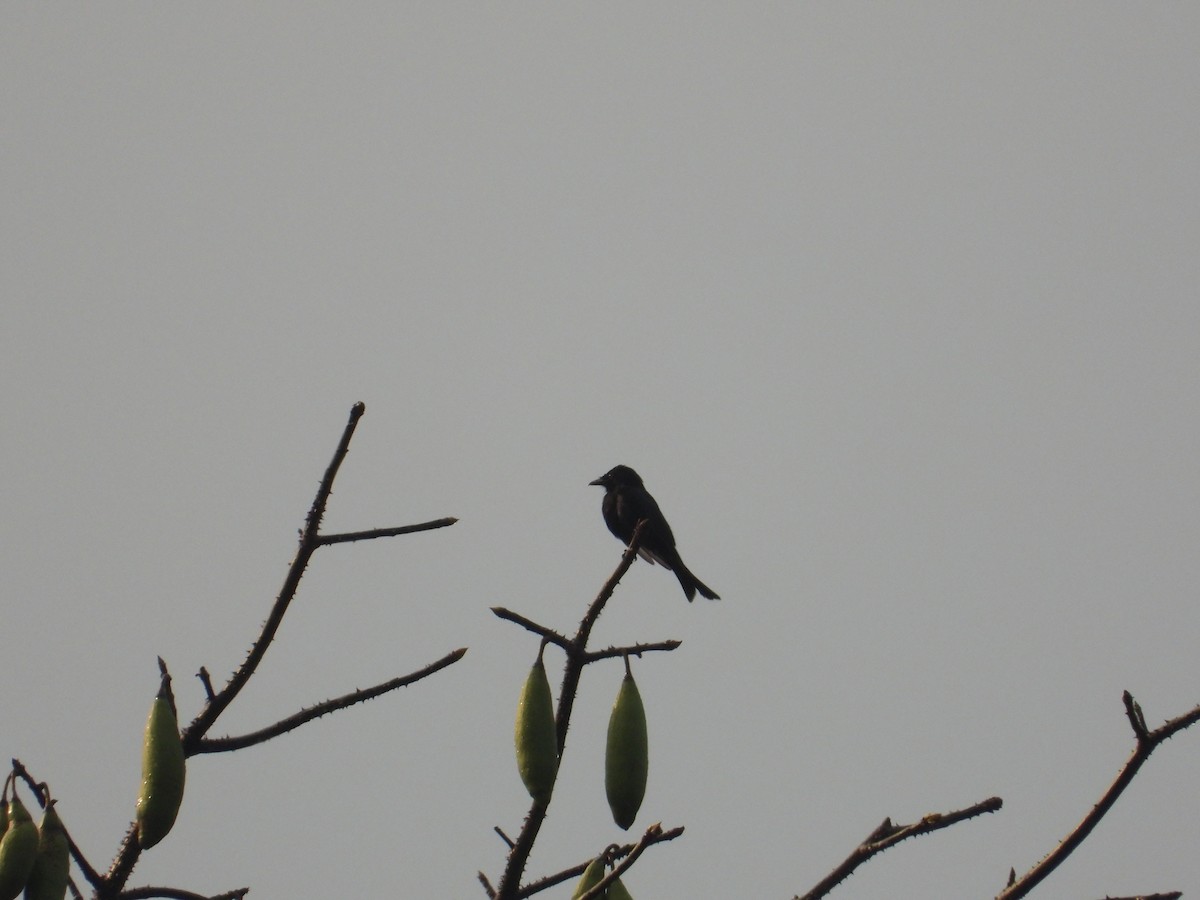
[637,547,669,567]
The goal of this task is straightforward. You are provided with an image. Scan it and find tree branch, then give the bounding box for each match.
[92,404,461,898]
[998,693,1200,899]
[192,648,468,752]
[316,517,458,546]
[120,888,249,900]
[182,402,369,748]
[797,797,1003,900]
[575,823,684,900]
[493,521,651,900]
[489,608,573,652]
[515,825,685,898]
[583,640,682,662]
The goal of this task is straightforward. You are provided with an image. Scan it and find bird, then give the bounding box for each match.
[589,464,720,601]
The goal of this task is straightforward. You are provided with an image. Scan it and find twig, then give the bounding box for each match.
[196,667,215,701]
[316,517,458,546]
[477,872,497,899]
[192,648,468,752]
[797,797,1003,900]
[583,640,682,662]
[182,402,369,748]
[489,608,573,652]
[576,823,682,900]
[516,826,685,898]
[120,889,249,900]
[998,693,1200,899]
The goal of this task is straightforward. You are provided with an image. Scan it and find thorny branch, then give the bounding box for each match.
[120,888,250,900]
[488,608,681,662]
[192,648,468,752]
[88,403,462,899]
[575,823,683,900]
[183,402,458,748]
[997,693,1200,899]
[491,521,681,899]
[513,825,685,899]
[797,797,1003,900]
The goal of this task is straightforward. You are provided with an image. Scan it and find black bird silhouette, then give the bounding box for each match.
[589,465,720,601]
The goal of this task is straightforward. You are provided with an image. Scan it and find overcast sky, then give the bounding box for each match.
[3,5,1199,899]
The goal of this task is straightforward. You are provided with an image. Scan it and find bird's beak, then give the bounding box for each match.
[588,476,605,486]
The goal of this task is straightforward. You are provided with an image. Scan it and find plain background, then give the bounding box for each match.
[3,5,1198,898]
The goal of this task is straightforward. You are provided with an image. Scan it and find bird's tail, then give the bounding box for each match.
[676,566,721,602]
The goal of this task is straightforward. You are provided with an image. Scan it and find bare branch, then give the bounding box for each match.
[91,404,461,897]
[583,640,682,662]
[576,823,683,900]
[517,825,685,899]
[511,860,589,898]
[477,872,497,899]
[798,797,1003,900]
[182,403,369,749]
[317,517,458,546]
[120,888,249,900]
[490,608,573,652]
[998,694,1200,899]
[192,648,468,753]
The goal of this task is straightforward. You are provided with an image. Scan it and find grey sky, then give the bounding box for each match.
[3,5,1199,898]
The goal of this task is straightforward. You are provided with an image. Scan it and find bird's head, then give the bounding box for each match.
[589,465,643,489]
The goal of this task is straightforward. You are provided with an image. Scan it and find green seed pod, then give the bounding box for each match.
[136,682,186,849]
[607,874,634,900]
[570,857,606,899]
[513,649,558,805]
[23,801,69,900]
[605,666,648,830]
[0,796,39,900]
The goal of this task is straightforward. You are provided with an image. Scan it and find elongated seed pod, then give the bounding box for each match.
[605,667,648,830]
[513,650,558,804]
[0,796,38,900]
[607,875,634,900]
[570,857,606,899]
[136,682,186,849]
[23,801,68,900]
